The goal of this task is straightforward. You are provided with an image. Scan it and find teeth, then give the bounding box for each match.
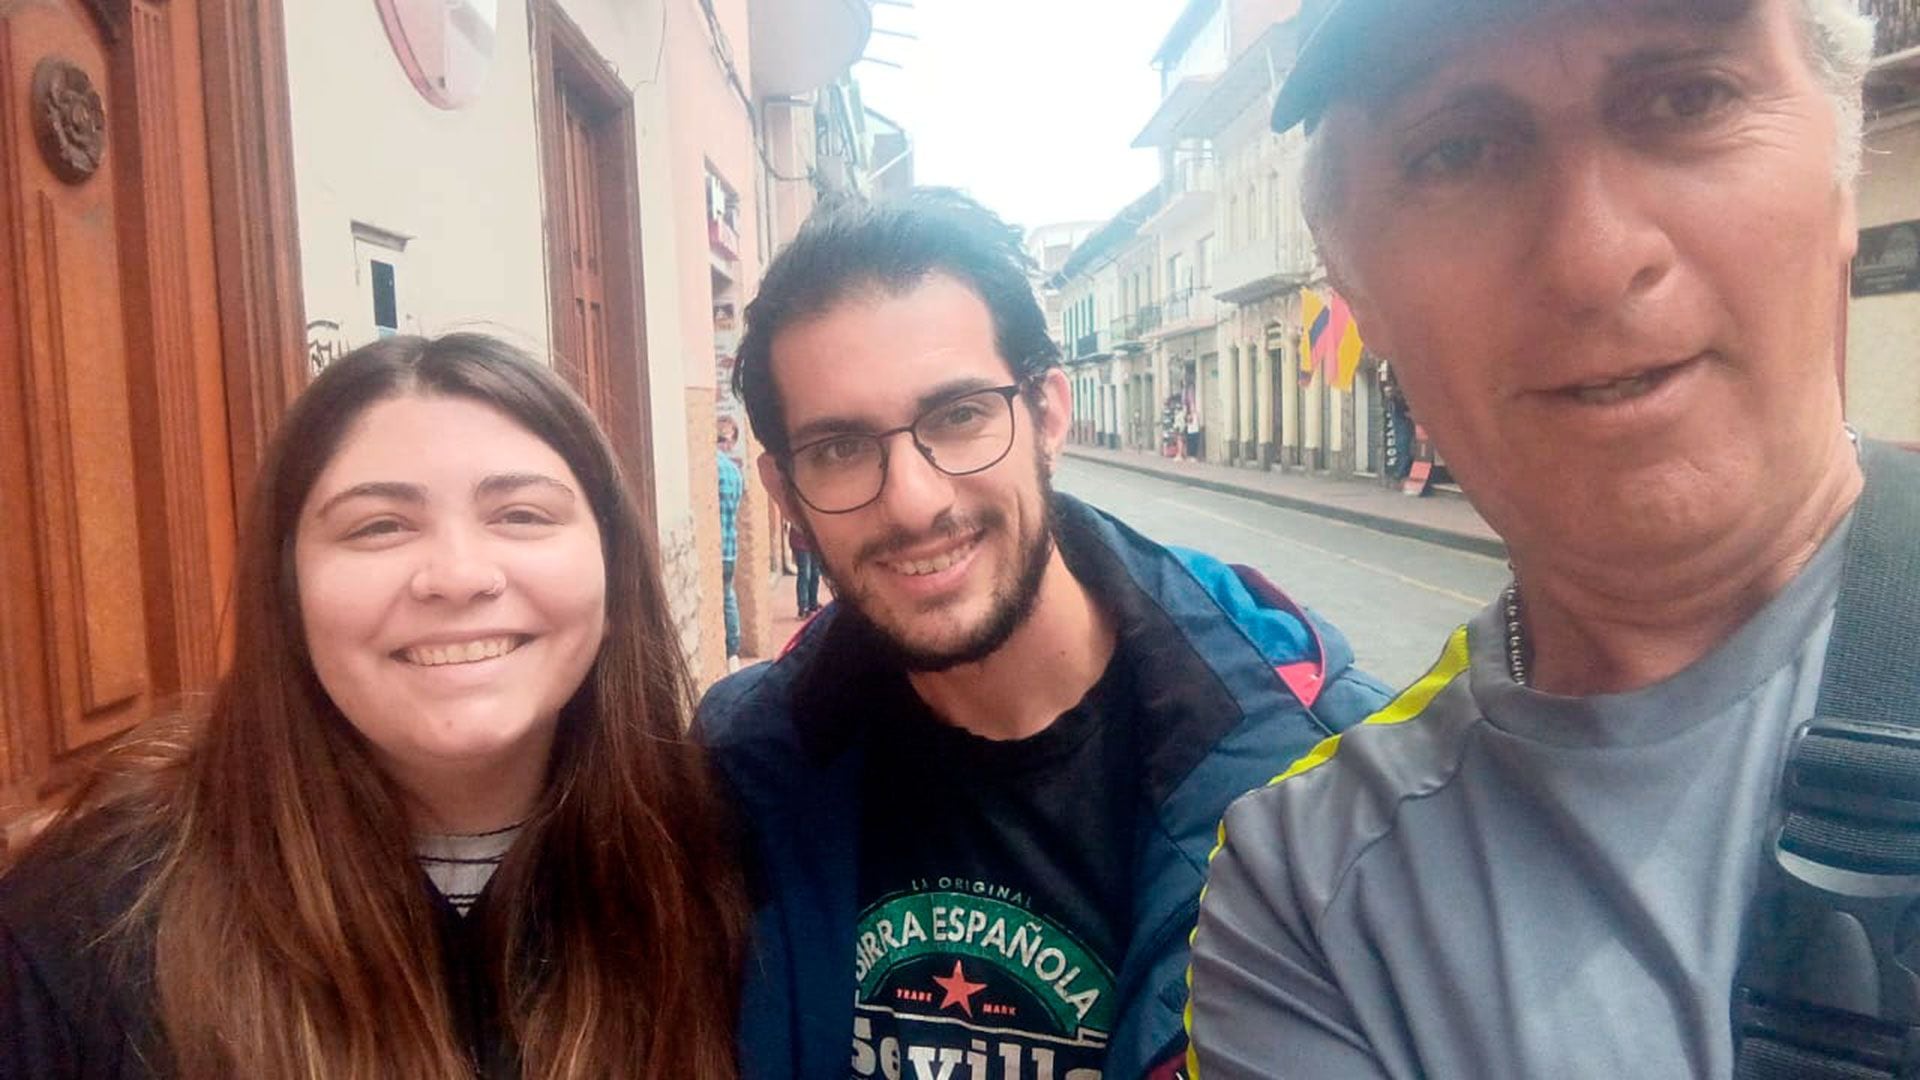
[403,636,520,667]
[889,543,972,577]
[1569,371,1659,405]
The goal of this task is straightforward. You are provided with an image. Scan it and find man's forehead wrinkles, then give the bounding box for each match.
[1358,0,1756,118]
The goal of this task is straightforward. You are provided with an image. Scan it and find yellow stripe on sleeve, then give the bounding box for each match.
[1184,625,1472,1078]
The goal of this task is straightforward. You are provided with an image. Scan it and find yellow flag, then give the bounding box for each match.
[1299,288,1325,382]
[1334,314,1366,392]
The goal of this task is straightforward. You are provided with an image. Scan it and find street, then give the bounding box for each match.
[1056,458,1510,694]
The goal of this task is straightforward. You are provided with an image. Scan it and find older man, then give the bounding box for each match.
[1187,0,1920,1077]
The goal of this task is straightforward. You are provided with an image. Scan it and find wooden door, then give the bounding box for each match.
[560,84,611,419]
[535,0,656,524]
[0,0,238,840]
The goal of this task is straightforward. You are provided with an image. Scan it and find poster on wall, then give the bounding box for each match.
[1853,220,1920,297]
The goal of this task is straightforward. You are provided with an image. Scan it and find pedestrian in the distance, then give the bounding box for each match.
[0,334,747,1079]
[717,417,745,671]
[789,519,821,617]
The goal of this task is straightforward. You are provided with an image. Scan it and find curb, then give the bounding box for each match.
[1063,448,1508,560]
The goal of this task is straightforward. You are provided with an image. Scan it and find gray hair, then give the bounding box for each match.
[1301,0,1877,274]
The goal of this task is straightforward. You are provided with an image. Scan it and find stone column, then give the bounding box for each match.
[1256,338,1276,467]
[1239,336,1258,462]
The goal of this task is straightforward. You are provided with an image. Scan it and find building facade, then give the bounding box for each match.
[0,0,877,841]
[1058,0,1920,486]
[1053,193,1160,451]
[1061,0,1405,479]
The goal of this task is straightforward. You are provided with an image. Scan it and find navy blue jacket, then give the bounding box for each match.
[698,495,1389,1079]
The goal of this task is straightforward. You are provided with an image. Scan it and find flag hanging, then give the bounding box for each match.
[1330,292,1367,391]
[1299,289,1327,386]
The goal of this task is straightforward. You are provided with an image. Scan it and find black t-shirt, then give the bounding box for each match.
[852,658,1139,1080]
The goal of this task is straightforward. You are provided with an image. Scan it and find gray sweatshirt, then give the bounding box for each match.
[1187,523,1847,1079]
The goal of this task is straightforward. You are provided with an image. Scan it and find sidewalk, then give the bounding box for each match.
[1063,444,1505,559]
[752,571,836,664]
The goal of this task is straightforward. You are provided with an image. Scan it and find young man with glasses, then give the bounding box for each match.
[697,189,1387,1080]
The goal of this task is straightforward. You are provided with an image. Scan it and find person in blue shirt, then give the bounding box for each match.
[697,188,1388,1079]
[717,417,745,670]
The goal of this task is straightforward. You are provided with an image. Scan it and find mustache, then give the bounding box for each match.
[854,507,1005,565]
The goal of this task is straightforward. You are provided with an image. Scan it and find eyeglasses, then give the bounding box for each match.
[783,384,1027,514]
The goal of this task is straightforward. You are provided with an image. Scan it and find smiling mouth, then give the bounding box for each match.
[395,635,530,667]
[880,535,982,577]
[1556,355,1702,405]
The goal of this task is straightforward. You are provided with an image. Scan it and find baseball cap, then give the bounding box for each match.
[1271,0,1520,132]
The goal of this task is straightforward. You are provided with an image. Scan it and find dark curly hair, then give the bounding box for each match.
[734,187,1061,457]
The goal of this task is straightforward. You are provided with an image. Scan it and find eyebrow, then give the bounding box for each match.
[312,473,576,521]
[787,376,1006,447]
[1604,42,1741,85]
[474,472,577,502]
[313,481,426,521]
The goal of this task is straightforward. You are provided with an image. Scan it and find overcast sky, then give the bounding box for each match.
[853,0,1185,232]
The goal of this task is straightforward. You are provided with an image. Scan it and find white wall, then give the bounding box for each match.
[284,0,700,526]
[1848,110,1920,444]
[283,0,551,349]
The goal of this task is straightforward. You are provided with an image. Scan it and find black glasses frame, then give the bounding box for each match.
[782,383,1028,515]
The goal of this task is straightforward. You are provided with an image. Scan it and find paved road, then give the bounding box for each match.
[1057,457,1510,694]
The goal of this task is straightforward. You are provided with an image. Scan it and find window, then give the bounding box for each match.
[1196,235,1213,288]
[352,221,411,341]
[370,260,398,336]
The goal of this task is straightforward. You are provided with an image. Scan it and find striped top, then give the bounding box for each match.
[416,823,522,916]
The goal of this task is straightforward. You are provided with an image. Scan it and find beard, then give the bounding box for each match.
[802,461,1058,674]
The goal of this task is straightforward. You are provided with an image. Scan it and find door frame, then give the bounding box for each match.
[532,0,658,526]
[197,0,309,497]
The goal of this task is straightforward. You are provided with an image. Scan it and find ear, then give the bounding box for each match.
[757,453,800,521]
[1032,368,1072,466]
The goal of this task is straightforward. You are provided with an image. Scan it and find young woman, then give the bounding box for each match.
[0,334,746,1079]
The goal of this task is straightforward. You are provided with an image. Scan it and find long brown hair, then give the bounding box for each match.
[22,334,746,1078]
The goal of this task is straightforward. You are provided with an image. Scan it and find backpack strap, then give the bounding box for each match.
[1816,441,1920,728]
[1735,441,1920,1079]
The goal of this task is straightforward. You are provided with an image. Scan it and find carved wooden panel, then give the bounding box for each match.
[0,0,236,831]
[36,193,151,722]
[6,3,154,759]
[117,0,226,693]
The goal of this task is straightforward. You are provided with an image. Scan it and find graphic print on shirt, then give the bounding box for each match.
[851,880,1114,1080]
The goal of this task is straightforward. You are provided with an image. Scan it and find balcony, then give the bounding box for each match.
[1150,288,1217,338]
[709,217,740,261]
[1214,227,1317,305]
[1867,0,1920,110]
[1067,329,1112,363]
[1131,303,1162,340]
[1140,183,1215,237]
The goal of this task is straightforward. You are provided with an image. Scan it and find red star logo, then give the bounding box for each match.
[930,959,988,1018]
